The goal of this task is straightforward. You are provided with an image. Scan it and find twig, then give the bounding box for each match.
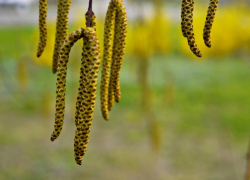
[87,0,93,27]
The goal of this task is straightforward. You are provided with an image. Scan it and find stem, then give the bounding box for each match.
[87,0,92,27]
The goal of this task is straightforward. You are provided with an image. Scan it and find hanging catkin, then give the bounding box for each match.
[52,0,72,74]
[109,0,127,103]
[50,28,85,142]
[183,0,202,57]
[181,0,187,38]
[74,27,101,165]
[37,0,47,57]
[203,0,219,48]
[100,1,116,120]
[75,12,97,128]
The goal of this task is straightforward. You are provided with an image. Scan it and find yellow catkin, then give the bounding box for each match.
[203,0,219,48]
[109,0,127,103]
[37,0,47,57]
[50,28,84,142]
[181,0,187,38]
[100,1,116,120]
[74,12,97,129]
[74,27,101,165]
[108,60,115,111]
[183,0,202,57]
[17,59,28,91]
[52,0,72,74]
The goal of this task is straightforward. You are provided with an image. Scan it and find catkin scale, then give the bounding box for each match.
[74,28,101,165]
[52,0,72,74]
[50,28,85,142]
[203,0,219,48]
[37,0,47,57]
[109,0,127,103]
[182,0,202,57]
[100,2,116,120]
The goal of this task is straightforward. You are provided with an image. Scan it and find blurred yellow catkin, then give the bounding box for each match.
[149,119,162,153]
[17,59,28,92]
[164,83,175,107]
[150,0,170,54]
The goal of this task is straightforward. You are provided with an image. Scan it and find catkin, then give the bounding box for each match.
[183,0,202,57]
[100,1,116,120]
[74,12,97,131]
[52,0,72,74]
[50,28,85,142]
[109,0,127,103]
[74,27,101,165]
[181,0,187,38]
[37,0,47,57]
[203,0,219,48]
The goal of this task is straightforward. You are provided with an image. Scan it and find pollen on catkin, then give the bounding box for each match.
[37,0,47,57]
[74,27,101,165]
[203,0,219,48]
[183,0,202,57]
[52,0,72,74]
[109,0,127,103]
[50,28,85,142]
[100,1,116,120]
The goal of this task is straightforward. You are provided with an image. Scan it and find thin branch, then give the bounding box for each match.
[87,0,93,27]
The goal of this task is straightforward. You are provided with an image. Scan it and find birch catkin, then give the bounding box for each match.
[183,0,202,57]
[181,0,187,38]
[37,0,47,57]
[50,28,84,142]
[203,0,219,48]
[75,12,97,125]
[52,0,72,74]
[100,1,116,120]
[110,0,127,103]
[74,27,101,165]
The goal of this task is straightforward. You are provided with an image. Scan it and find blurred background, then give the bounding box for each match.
[1,0,250,179]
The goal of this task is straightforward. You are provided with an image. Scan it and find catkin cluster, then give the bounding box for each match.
[50,11,101,165]
[36,0,72,74]
[181,0,219,57]
[100,0,127,120]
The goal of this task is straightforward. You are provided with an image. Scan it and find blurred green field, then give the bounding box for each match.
[1,49,250,179]
[1,4,250,179]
